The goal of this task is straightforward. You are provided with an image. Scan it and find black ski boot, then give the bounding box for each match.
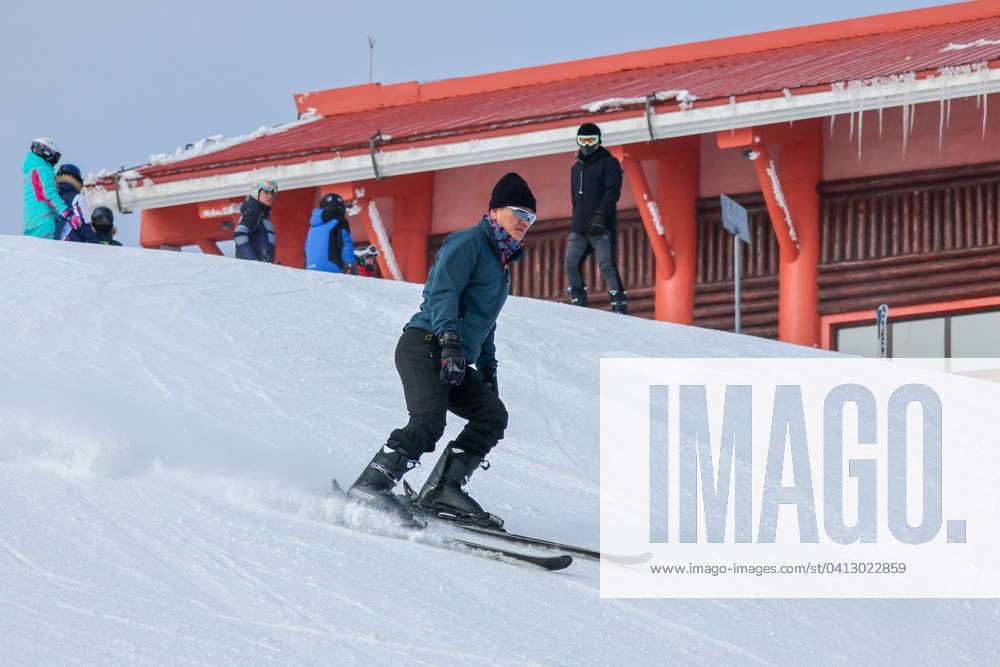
[609,290,628,315]
[414,445,504,530]
[347,445,420,523]
[567,285,588,307]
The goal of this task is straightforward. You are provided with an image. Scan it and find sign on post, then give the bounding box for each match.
[720,195,751,333]
[720,194,751,243]
[877,304,890,358]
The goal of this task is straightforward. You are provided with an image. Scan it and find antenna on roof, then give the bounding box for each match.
[367,34,376,84]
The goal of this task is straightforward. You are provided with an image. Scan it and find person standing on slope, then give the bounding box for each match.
[564,122,628,314]
[55,163,94,241]
[85,207,122,246]
[234,180,278,262]
[22,138,83,239]
[346,172,537,528]
[305,193,360,274]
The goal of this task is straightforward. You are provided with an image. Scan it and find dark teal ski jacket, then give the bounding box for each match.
[405,217,524,369]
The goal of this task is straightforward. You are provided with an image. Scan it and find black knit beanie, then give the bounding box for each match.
[488,172,537,212]
[577,122,601,138]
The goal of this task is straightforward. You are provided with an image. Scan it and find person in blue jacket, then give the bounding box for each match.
[305,193,359,274]
[234,180,278,262]
[22,138,81,239]
[346,172,537,528]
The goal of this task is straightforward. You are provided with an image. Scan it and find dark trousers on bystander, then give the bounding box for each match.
[564,231,624,293]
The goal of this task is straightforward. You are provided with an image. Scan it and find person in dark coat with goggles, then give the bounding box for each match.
[565,122,628,314]
[346,172,537,528]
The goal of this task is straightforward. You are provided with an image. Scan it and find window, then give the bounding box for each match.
[951,311,1000,357]
[834,308,1000,358]
[892,318,945,358]
[836,324,879,357]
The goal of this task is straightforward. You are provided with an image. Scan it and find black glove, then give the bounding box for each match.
[439,332,467,386]
[343,262,360,275]
[587,210,608,236]
[480,366,499,396]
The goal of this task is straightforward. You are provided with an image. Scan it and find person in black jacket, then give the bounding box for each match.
[235,180,277,262]
[88,207,123,246]
[55,163,98,242]
[346,172,537,528]
[565,122,628,314]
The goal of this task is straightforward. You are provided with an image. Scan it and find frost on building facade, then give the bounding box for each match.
[88,1,1000,356]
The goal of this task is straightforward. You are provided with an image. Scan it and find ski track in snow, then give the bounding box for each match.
[0,236,997,664]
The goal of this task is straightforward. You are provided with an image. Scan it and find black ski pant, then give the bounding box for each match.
[385,328,508,460]
[564,231,624,293]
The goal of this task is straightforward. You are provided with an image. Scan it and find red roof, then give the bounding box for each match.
[132,4,1000,185]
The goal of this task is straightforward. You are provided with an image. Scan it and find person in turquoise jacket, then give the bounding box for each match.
[305,193,359,274]
[22,138,79,239]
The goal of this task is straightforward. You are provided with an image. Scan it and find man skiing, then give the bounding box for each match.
[564,122,628,314]
[305,193,360,274]
[234,180,278,262]
[346,172,537,527]
[22,138,82,239]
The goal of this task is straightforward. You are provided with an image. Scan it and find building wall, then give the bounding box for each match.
[427,151,645,235]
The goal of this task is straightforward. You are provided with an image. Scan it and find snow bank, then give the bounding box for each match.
[0,236,996,664]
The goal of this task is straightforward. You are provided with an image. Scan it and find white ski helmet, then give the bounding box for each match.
[31,137,61,165]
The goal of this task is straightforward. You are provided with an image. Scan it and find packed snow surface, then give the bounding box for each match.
[0,236,997,664]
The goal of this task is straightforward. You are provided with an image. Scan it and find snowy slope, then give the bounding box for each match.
[0,235,996,665]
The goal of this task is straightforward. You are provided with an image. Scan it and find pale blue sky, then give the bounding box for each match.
[6,0,946,246]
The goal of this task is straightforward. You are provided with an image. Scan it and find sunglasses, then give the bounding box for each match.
[257,181,279,194]
[576,135,600,147]
[507,206,537,227]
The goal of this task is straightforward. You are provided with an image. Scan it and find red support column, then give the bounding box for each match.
[615,145,677,321]
[775,121,822,346]
[196,239,223,255]
[655,136,700,325]
[270,186,317,268]
[716,121,822,346]
[391,173,434,282]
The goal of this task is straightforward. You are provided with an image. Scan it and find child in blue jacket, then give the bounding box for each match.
[305,193,359,274]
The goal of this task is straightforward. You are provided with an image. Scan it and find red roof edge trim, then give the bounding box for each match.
[294,0,1000,117]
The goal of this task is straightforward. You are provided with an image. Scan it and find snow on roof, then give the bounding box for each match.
[941,37,1000,51]
[581,90,697,113]
[146,108,321,167]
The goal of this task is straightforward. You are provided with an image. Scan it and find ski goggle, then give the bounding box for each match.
[576,135,600,147]
[507,206,537,227]
[255,180,279,195]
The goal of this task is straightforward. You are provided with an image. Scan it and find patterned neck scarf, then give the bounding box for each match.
[484,214,524,266]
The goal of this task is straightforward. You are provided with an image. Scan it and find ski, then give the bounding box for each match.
[452,524,649,565]
[447,539,572,571]
[331,480,573,571]
[401,481,651,565]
